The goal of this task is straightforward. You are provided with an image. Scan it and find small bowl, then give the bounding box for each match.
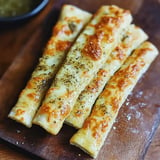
[0,0,49,25]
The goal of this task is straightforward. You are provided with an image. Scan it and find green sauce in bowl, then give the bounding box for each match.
[0,0,33,17]
[0,0,48,24]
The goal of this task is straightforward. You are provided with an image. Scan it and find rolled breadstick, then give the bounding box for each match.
[8,5,92,127]
[70,41,158,158]
[65,24,148,129]
[33,5,132,135]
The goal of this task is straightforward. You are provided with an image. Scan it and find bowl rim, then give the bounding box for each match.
[0,0,49,22]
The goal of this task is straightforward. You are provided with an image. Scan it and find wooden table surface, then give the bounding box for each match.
[0,0,160,159]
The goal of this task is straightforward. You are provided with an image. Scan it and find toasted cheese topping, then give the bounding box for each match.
[8,5,92,127]
[83,34,102,60]
[70,41,158,158]
[65,24,148,129]
[33,5,132,135]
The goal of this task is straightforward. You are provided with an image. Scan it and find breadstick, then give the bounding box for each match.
[70,41,158,158]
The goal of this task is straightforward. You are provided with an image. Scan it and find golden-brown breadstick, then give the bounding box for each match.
[8,5,92,127]
[33,5,132,135]
[70,41,158,158]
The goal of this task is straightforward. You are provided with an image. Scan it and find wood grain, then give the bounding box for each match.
[0,139,31,160]
[145,125,160,160]
[0,0,160,159]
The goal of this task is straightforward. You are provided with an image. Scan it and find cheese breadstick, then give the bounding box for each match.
[8,5,92,127]
[65,24,148,128]
[33,5,132,135]
[70,41,158,158]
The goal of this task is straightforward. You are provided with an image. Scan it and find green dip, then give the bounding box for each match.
[0,0,32,17]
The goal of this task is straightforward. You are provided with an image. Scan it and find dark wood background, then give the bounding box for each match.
[0,0,160,159]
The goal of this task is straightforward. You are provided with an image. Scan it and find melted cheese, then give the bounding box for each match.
[8,5,92,127]
[70,41,158,158]
[65,24,148,128]
[33,5,132,135]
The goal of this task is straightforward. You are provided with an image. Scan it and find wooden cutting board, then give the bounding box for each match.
[0,0,160,159]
